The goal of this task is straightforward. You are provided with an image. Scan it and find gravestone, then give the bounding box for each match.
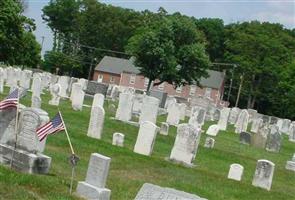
[251,126,269,149]
[228,107,241,124]
[189,107,206,128]
[0,108,17,144]
[115,93,134,122]
[86,81,108,96]
[132,94,144,114]
[134,183,207,200]
[252,159,275,191]
[109,85,120,100]
[165,96,177,110]
[31,76,42,98]
[68,77,79,95]
[228,164,244,181]
[71,83,85,111]
[179,103,187,121]
[235,110,249,134]
[251,118,263,133]
[93,93,105,108]
[78,78,88,91]
[0,108,51,174]
[76,153,111,200]
[150,90,168,108]
[139,96,159,124]
[240,132,251,145]
[48,83,61,106]
[217,108,230,131]
[166,103,181,126]
[247,109,257,123]
[281,119,291,134]
[169,124,200,166]
[31,96,41,109]
[289,122,295,142]
[112,133,124,147]
[285,153,295,172]
[87,106,105,139]
[204,137,215,148]
[134,121,158,156]
[57,76,70,98]
[206,124,220,136]
[19,70,32,89]
[160,122,169,136]
[213,109,221,121]
[265,125,281,153]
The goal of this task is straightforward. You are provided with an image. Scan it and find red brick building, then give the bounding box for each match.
[93,56,226,105]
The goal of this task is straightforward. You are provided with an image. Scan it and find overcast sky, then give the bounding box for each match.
[25,0,295,55]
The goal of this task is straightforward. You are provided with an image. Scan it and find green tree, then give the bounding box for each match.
[126,15,210,93]
[0,0,40,67]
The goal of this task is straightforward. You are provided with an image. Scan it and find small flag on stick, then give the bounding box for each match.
[37,112,65,142]
[0,89,19,110]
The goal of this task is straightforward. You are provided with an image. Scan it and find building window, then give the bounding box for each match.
[176,85,182,93]
[189,85,196,96]
[205,88,212,97]
[144,78,149,88]
[158,82,165,90]
[97,74,103,82]
[110,76,114,83]
[129,74,136,84]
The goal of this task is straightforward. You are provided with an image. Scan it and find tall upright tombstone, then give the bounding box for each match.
[134,121,158,156]
[235,110,249,134]
[169,124,200,166]
[115,93,133,122]
[179,103,187,121]
[31,76,42,98]
[251,118,263,133]
[166,103,181,126]
[289,122,295,142]
[252,159,275,191]
[265,125,281,153]
[189,106,206,128]
[0,68,4,93]
[19,70,32,89]
[87,106,105,140]
[281,119,291,134]
[139,96,159,125]
[92,93,105,108]
[31,96,41,109]
[217,108,230,131]
[57,76,70,98]
[71,83,85,111]
[0,108,17,144]
[49,83,61,106]
[229,107,241,124]
[76,153,111,200]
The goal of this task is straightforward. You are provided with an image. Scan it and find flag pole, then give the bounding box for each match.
[58,110,74,154]
[10,88,20,168]
[57,109,79,194]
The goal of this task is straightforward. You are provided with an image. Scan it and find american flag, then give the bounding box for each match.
[37,112,65,142]
[0,89,19,110]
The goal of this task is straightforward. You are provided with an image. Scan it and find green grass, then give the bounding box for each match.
[0,87,294,200]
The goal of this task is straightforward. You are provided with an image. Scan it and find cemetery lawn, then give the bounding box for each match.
[0,88,295,200]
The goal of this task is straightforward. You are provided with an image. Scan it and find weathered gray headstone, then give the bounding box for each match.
[139,96,159,124]
[150,90,168,108]
[86,81,108,96]
[228,163,244,181]
[240,132,251,145]
[160,122,169,136]
[71,83,85,111]
[289,122,295,142]
[0,68,4,93]
[134,121,158,156]
[217,108,230,131]
[31,76,42,98]
[76,153,111,200]
[93,93,105,108]
[87,106,105,139]
[112,133,124,147]
[169,124,200,166]
[31,95,41,109]
[166,103,181,126]
[57,76,70,98]
[228,107,240,124]
[204,137,215,148]
[251,118,263,133]
[206,124,220,136]
[235,110,249,134]
[115,93,134,122]
[265,125,281,153]
[252,159,275,191]
[285,153,295,172]
[251,126,269,149]
[134,183,207,200]
[48,83,61,106]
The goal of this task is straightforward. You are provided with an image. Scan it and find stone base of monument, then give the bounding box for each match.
[76,181,111,200]
[286,161,295,172]
[165,157,196,168]
[0,144,51,174]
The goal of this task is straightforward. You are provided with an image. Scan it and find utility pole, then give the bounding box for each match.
[235,73,244,107]
[88,57,97,81]
[41,36,45,51]
[227,64,236,102]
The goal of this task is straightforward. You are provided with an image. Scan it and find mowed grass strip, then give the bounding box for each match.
[0,87,294,200]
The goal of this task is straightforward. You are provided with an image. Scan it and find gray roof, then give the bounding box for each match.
[95,56,140,75]
[95,56,224,89]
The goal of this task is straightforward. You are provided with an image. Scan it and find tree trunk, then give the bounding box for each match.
[146,78,153,95]
[53,31,57,51]
[250,94,256,109]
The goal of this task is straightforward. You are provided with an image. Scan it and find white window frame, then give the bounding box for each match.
[97,74,103,82]
[158,82,165,90]
[176,85,183,93]
[205,87,212,97]
[189,85,196,96]
[129,74,136,84]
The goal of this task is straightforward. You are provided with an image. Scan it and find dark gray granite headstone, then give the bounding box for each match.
[150,90,168,108]
[134,183,207,200]
[240,132,251,145]
[86,81,108,96]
